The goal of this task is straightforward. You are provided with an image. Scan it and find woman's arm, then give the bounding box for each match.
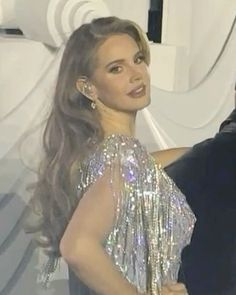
[151,147,190,168]
[60,169,141,295]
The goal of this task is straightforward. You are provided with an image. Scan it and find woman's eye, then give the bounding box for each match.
[135,55,145,64]
[109,66,122,73]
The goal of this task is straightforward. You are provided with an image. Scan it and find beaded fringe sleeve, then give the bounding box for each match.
[77,134,196,295]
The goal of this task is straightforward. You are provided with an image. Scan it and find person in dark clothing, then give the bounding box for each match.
[165,108,236,295]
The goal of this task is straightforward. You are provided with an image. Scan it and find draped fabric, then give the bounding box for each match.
[67,134,195,295]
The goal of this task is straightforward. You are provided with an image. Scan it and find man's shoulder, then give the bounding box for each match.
[164,138,212,198]
[168,128,236,168]
[165,138,212,172]
[220,108,236,131]
[165,130,236,196]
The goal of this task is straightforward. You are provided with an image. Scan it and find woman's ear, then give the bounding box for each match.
[76,77,95,102]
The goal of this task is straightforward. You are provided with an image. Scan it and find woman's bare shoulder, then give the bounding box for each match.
[151,147,190,168]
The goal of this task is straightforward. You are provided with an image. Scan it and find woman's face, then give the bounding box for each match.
[90,33,150,113]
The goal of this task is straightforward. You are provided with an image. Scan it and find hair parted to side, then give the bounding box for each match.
[28,16,150,258]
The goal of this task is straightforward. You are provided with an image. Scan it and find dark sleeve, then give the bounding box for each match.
[219,108,236,131]
[165,132,236,295]
[164,139,212,212]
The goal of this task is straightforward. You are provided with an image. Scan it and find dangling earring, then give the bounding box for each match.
[91,101,96,109]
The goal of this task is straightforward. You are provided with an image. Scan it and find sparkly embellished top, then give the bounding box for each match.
[76,134,196,295]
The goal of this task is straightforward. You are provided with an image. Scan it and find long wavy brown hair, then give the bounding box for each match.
[29,16,150,258]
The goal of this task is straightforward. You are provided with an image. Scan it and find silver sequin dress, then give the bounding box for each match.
[77,134,196,295]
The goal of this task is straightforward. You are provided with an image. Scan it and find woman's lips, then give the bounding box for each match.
[127,85,146,98]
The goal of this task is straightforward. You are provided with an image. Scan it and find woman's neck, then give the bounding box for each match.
[99,109,136,138]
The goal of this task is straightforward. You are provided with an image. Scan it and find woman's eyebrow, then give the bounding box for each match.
[105,59,125,69]
[105,50,142,69]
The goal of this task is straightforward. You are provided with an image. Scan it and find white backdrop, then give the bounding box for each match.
[0,1,236,295]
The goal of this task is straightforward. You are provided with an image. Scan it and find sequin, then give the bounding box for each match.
[77,134,196,295]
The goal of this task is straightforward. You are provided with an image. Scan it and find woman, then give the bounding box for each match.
[32,17,195,295]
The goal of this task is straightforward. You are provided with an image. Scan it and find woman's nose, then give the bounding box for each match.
[129,65,142,83]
